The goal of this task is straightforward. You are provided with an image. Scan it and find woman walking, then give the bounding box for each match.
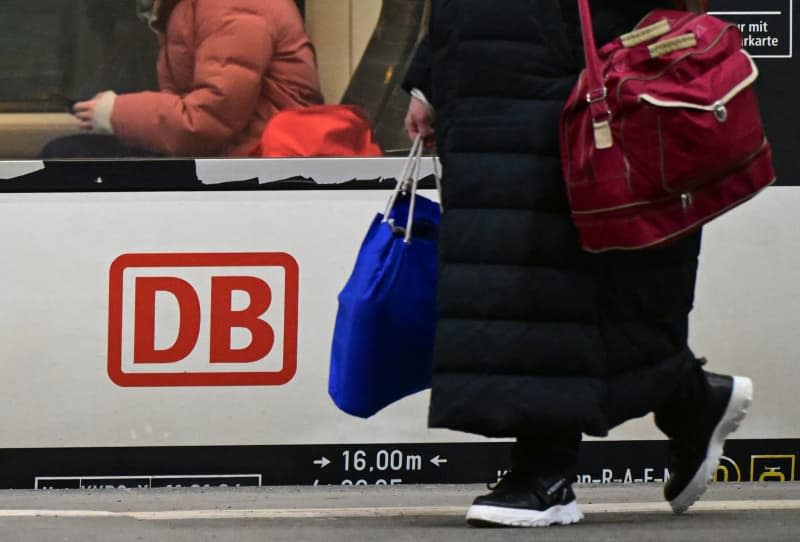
[403,0,752,527]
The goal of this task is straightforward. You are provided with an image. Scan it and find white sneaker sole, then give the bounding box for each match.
[466,501,584,527]
[669,375,753,514]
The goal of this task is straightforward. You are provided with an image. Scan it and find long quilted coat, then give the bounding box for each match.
[112,0,323,157]
[405,0,703,438]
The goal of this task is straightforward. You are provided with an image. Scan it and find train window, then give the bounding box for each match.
[0,0,423,160]
[0,0,159,158]
[0,0,158,113]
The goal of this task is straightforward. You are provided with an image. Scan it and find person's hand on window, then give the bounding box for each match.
[405,94,436,150]
[73,91,117,134]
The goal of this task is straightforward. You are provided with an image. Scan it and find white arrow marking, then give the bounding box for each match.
[313,457,331,469]
[430,455,448,467]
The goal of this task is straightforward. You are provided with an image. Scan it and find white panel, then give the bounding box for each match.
[0,161,44,179]
[195,157,437,185]
[0,160,796,448]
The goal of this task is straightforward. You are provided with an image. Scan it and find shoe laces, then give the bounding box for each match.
[486,469,525,491]
[486,470,569,496]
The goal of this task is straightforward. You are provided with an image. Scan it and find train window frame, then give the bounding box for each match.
[0,0,161,158]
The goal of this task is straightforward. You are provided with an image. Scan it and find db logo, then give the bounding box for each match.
[108,253,299,387]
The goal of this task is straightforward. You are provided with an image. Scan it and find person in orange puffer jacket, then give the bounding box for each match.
[51,0,323,158]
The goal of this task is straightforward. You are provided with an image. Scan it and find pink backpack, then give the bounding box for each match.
[560,0,775,252]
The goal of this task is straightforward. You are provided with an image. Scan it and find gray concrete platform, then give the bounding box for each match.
[1,483,798,541]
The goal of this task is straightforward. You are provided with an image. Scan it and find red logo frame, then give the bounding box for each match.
[108,253,299,387]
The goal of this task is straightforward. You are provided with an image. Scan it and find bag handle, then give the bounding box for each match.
[382,137,425,244]
[576,0,614,149]
[409,87,444,210]
[382,136,443,244]
[383,135,423,220]
[403,147,424,244]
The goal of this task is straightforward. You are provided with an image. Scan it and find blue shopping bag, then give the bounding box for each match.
[329,140,440,418]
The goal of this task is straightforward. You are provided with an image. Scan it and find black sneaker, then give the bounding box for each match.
[664,373,753,514]
[465,471,583,527]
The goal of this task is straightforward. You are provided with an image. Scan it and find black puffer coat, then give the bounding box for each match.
[404,0,703,438]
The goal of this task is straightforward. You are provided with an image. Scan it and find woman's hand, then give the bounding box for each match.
[73,97,99,131]
[405,96,436,149]
[73,91,117,134]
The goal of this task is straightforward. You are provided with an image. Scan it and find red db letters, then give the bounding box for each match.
[108,253,299,387]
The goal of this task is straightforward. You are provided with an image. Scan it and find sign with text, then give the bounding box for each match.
[108,252,299,387]
[711,0,794,58]
[707,1,800,185]
[0,439,796,489]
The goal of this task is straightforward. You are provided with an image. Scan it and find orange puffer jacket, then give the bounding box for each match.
[112,0,323,157]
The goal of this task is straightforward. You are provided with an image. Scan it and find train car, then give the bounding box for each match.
[0,0,797,489]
